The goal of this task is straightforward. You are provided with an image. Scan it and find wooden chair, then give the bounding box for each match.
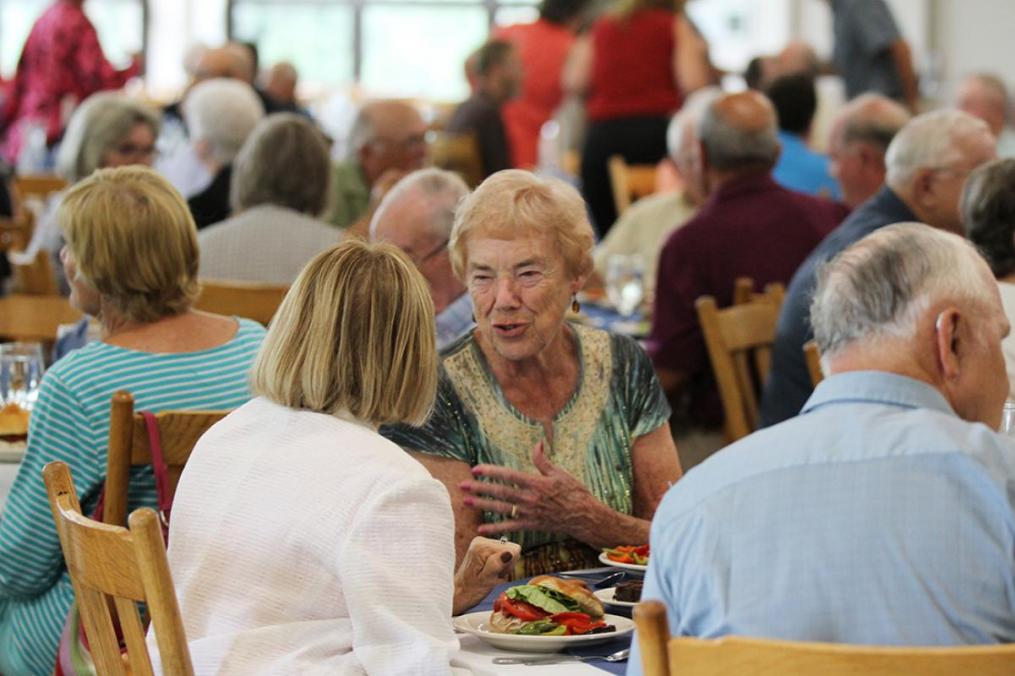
[13,174,68,204]
[0,214,32,252]
[194,279,288,326]
[697,293,780,441]
[428,130,484,188]
[43,461,194,676]
[607,155,657,216]
[12,248,59,295]
[104,390,227,527]
[804,340,824,387]
[733,277,786,310]
[633,600,1015,676]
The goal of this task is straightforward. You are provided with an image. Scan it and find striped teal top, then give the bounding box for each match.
[0,318,265,676]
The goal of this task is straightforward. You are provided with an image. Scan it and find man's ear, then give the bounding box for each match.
[912,167,937,210]
[935,308,962,380]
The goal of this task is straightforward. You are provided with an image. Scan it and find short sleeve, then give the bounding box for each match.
[845,0,901,54]
[0,371,100,596]
[381,372,476,465]
[613,334,671,438]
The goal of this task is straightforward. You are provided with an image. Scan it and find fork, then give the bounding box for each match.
[492,648,630,665]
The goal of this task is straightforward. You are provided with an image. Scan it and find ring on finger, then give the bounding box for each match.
[510,504,518,519]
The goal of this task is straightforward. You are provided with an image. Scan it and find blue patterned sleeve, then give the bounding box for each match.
[613,334,672,438]
[0,372,101,596]
[380,371,476,465]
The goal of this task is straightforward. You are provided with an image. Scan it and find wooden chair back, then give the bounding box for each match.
[0,214,32,252]
[43,461,194,676]
[104,391,227,527]
[608,155,657,216]
[428,130,484,187]
[13,174,68,204]
[696,293,780,441]
[194,279,288,326]
[804,340,824,387]
[634,600,1015,676]
[12,247,59,295]
[733,277,786,310]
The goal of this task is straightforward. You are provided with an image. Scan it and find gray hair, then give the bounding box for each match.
[961,158,1015,278]
[885,110,992,189]
[183,78,265,166]
[811,223,992,358]
[230,113,331,215]
[836,93,911,151]
[666,86,721,161]
[697,98,780,171]
[56,93,160,183]
[370,167,468,241]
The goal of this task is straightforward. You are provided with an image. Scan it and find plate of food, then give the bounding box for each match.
[454,576,634,652]
[599,545,649,572]
[594,579,643,609]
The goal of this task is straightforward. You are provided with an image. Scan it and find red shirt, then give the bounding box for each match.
[495,20,575,169]
[0,0,139,163]
[586,9,682,121]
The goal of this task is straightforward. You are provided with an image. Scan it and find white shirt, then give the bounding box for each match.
[150,397,465,675]
[198,204,342,284]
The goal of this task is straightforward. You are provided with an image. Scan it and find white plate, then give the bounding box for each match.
[598,552,648,572]
[452,611,634,653]
[594,586,638,608]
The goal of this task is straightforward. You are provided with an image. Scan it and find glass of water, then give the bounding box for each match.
[0,343,46,413]
[1001,400,1015,436]
[605,254,645,318]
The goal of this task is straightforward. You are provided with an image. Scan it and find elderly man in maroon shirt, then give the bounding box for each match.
[647,90,849,442]
[0,0,140,165]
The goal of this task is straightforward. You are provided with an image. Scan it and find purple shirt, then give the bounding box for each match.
[647,171,848,420]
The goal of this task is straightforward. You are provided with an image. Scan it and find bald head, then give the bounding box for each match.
[264,62,298,104]
[956,73,1010,137]
[828,94,911,207]
[349,100,428,185]
[698,91,780,173]
[192,47,252,84]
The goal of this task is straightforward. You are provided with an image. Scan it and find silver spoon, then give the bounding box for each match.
[492,648,630,665]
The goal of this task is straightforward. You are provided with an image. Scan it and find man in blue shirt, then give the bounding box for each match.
[760,110,997,427]
[767,73,841,200]
[628,224,1015,676]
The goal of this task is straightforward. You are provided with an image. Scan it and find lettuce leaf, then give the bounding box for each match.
[515,619,567,635]
[505,585,581,614]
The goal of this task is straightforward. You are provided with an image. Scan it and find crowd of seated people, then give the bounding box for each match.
[3,0,1015,672]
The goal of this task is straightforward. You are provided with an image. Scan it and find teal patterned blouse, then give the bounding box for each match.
[383,323,670,573]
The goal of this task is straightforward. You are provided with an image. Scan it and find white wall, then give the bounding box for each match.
[145,0,227,97]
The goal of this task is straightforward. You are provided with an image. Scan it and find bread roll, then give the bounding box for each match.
[530,575,604,617]
[488,610,528,634]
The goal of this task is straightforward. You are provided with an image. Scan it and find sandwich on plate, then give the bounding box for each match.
[489,575,615,636]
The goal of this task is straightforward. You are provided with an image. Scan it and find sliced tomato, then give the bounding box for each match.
[604,544,649,564]
[493,593,550,622]
[550,612,607,635]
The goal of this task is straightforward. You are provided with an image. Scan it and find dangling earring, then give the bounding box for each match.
[571,296,580,313]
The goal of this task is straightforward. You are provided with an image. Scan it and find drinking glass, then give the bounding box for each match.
[1001,400,1015,436]
[605,254,645,319]
[0,342,46,413]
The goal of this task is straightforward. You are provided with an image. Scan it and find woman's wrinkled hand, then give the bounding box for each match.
[458,441,604,541]
[452,536,520,615]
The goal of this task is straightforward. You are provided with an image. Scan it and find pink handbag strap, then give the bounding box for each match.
[140,411,172,525]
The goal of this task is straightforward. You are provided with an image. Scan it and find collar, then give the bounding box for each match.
[863,186,916,222]
[801,370,957,418]
[777,130,808,150]
[707,170,780,205]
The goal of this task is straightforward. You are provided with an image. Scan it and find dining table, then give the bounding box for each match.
[0,294,82,342]
[452,568,640,675]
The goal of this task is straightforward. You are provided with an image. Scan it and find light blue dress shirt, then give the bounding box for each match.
[435,292,474,352]
[627,371,1015,676]
[773,131,842,200]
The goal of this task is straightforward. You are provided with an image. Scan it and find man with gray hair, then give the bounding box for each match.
[327,100,428,236]
[183,77,265,229]
[369,168,472,350]
[647,90,848,435]
[955,73,1015,158]
[761,109,997,426]
[629,224,1015,676]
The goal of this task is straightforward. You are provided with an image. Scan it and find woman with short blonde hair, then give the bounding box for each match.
[0,166,265,676]
[159,239,517,674]
[385,169,682,577]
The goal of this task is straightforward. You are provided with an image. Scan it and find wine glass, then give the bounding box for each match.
[605,254,645,319]
[1001,400,1015,436]
[0,342,46,413]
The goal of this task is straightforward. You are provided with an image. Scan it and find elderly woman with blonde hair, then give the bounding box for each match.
[155,239,517,674]
[384,169,683,577]
[0,166,265,675]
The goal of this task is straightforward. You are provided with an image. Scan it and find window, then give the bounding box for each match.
[229,0,537,102]
[0,0,147,76]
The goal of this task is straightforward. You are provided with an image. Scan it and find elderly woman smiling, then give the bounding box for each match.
[385,170,683,576]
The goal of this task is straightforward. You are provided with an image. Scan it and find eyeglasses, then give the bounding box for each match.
[372,134,428,153]
[111,143,157,160]
[411,238,448,267]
